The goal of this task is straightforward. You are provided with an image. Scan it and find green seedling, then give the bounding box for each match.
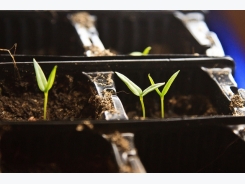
[33,58,57,120]
[115,71,165,119]
[129,46,151,56]
[148,70,180,118]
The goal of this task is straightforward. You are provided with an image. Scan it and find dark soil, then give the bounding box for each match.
[0,66,219,121]
[230,94,245,116]
[0,65,220,173]
[0,68,121,172]
[126,94,218,119]
[167,95,218,117]
[0,71,104,121]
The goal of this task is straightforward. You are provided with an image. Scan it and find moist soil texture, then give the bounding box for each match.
[0,70,105,121]
[0,66,220,173]
[126,94,218,119]
[230,93,245,116]
[0,67,219,121]
[0,68,119,172]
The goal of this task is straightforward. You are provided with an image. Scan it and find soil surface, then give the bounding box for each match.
[125,94,218,120]
[0,71,106,121]
[0,68,220,121]
[230,94,245,116]
[84,45,116,56]
[69,12,95,28]
[0,70,119,172]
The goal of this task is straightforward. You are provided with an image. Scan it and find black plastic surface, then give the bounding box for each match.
[0,11,209,55]
[0,55,243,173]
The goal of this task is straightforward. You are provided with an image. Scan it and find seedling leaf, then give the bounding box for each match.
[161,70,180,96]
[129,46,151,56]
[115,72,142,96]
[33,58,47,92]
[148,74,161,96]
[142,82,165,97]
[148,70,180,118]
[45,65,57,92]
[142,46,151,55]
[33,58,57,120]
[130,52,144,56]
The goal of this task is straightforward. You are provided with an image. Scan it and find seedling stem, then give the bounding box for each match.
[115,71,164,119]
[148,70,180,118]
[44,92,48,120]
[33,58,57,120]
[140,96,145,118]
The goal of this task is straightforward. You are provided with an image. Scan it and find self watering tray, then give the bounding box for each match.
[0,55,245,173]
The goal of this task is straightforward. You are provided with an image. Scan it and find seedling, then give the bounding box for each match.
[33,58,57,120]
[115,71,165,119]
[148,70,180,118]
[129,46,151,56]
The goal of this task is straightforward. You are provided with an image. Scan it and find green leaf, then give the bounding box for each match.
[142,46,151,55]
[129,52,143,56]
[33,58,47,92]
[148,74,162,96]
[142,82,165,97]
[129,46,151,56]
[161,70,180,97]
[45,65,57,92]
[115,72,142,96]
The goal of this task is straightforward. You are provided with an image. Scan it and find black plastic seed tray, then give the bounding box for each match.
[0,54,244,173]
[0,10,210,56]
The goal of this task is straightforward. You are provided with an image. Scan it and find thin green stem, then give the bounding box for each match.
[44,92,48,120]
[140,96,145,118]
[161,96,164,118]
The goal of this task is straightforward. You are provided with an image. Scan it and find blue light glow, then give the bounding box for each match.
[207,11,245,89]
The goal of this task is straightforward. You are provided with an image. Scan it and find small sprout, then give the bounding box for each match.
[129,46,151,56]
[33,58,57,120]
[148,70,180,118]
[115,71,165,119]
